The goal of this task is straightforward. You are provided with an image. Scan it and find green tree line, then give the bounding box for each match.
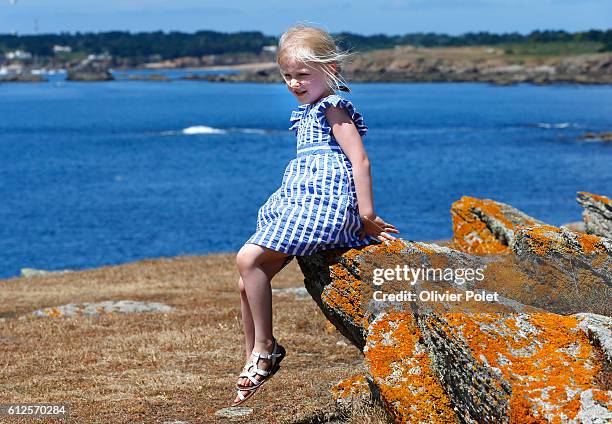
[1,29,610,59]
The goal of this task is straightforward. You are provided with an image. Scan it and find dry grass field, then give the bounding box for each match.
[0,254,391,423]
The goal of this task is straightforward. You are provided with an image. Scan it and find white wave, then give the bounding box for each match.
[536,122,573,129]
[236,128,269,135]
[159,125,272,136]
[182,125,226,135]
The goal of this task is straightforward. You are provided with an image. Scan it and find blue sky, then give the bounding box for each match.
[1,0,610,36]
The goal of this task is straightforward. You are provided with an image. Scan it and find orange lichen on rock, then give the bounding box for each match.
[330,374,370,402]
[578,191,612,206]
[575,232,606,254]
[47,307,64,318]
[451,196,518,254]
[376,238,407,255]
[519,225,606,256]
[592,390,610,406]
[322,262,370,327]
[443,312,609,423]
[321,241,408,327]
[364,311,456,424]
[413,242,437,255]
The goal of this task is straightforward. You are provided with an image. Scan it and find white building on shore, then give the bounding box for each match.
[6,49,33,60]
[53,45,72,53]
[262,45,277,53]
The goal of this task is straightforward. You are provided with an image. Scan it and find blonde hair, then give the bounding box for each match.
[276,24,352,93]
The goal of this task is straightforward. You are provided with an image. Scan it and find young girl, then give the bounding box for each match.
[232,24,399,406]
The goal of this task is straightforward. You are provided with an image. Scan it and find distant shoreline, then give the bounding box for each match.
[142,45,612,85]
[3,69,612,86]
[3,44,612,85]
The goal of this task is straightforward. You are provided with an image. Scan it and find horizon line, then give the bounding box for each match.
[2,27,611,38]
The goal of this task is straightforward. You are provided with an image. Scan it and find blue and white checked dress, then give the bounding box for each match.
[245,93,379,257]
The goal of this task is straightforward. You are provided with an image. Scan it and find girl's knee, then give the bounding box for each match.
[236,244,259,275]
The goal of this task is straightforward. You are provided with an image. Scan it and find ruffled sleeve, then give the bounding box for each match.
[314,94,368,137]
[288,104,309,133]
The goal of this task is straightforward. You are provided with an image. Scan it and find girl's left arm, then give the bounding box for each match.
[326,106,399,242]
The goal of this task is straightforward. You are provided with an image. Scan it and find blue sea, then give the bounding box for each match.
[1,70,611,279]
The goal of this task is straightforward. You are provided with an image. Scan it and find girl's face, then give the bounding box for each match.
[280,57,333,105]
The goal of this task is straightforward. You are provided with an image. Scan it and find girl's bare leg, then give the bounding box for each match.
[238,277,255,362]
[237,254,290,361]
[234,244,290,403]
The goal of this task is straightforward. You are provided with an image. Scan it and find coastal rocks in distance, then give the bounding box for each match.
[0,73,47,83]
[143,51,276,69]
[345,49,612,85]
[450,195,544,254]
[296,239,612,423]
[181,67,280,83]
[67,57,114,81]
[20,300,174,319]
[577,132,612,142]
[107,72,171,82]
[199,48,612,85]
[577,191,612,239]
[125,73,170,81]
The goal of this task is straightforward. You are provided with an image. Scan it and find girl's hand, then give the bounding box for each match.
[359,215,400,243]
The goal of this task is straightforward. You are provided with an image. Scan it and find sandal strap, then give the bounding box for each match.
[251,366,271,377]
[250,339,282,361]
[235,339,284,392]
[239,364,271,381]
[251,351,282,361]
[236,384,258,401]
[240,371,265,387]
[237,382,261,392]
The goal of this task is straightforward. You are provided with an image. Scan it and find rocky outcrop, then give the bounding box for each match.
[365,309,612,423]
[0,73,46,83]
[577,192,612,238]
[509,225,611,315]
[344,52,612,85]
[143,51,276,69]
[450,196,611,315]
[577,132,612,142]
[297,196,612,423]
[67,58,114,81]
[125,73,170,81]
[450,196,544,254]
[20,300,174,319]
[182,68,280,83]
